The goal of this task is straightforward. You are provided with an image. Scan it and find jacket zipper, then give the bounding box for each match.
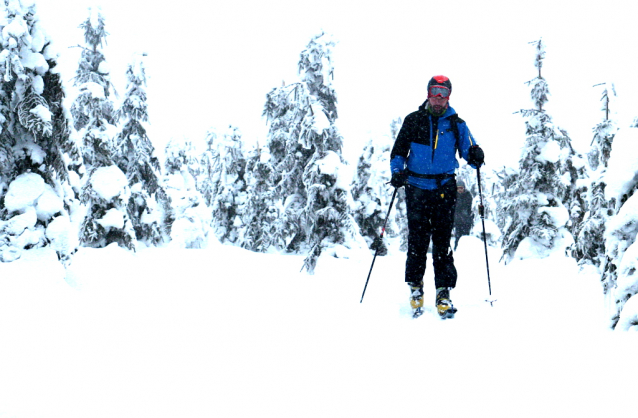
[431,117,438,163]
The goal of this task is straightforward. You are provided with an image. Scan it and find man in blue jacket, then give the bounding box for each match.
[390,75,484,318]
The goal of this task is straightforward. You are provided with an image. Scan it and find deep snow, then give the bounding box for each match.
[1,237,636,418]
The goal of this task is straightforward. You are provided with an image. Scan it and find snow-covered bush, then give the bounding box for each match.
[79,165,135,250]
[0,173,65,261]
[600,128,638,328]
[615,293,638,332]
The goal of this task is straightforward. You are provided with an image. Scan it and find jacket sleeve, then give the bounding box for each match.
[457,122,478,163]
[390,114,415,173]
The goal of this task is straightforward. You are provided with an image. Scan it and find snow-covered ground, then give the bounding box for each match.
[1,238,636,418]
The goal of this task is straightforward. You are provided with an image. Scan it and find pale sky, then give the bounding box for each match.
[38,0,638,168]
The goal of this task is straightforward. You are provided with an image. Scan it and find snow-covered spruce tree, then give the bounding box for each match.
[115,53,172,247]
[198,129,220,208]
[599,126,638,330]
[163,137,211,248]
[238,142,278,252]
[207,125,247,245]
[574,83,617,267]
[71,7,116,170]
[351,136,390,255]
[558,128,586,256]
[72,7,135,250]
[301,150,366,273]
[388,117,409,252]
[457,163,502,245]
[351,120,405,255]
[263,32,365,273]
[0,0,82,264]
[263,78,317,252]
[588,83,616,172]
[499,39,574,263]
[494,165,519,238]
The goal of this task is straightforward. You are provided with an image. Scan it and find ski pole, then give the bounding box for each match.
[360,187,398,303]
[476,166,494,306]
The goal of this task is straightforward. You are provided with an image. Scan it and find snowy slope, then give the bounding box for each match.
[0,240,636,418]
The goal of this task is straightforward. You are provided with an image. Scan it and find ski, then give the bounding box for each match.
[412,307,424,318]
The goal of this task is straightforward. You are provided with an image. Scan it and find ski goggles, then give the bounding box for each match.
[428,85,451,98]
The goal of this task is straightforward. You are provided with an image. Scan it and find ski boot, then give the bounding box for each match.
[436,287,457,319]
[409,282,424,318]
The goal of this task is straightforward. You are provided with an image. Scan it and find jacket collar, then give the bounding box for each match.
[418,100,456,119]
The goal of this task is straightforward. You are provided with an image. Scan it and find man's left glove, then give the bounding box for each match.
[390,171,408,188]
[468,145,485,167]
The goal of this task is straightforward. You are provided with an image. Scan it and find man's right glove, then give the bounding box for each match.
[391,171,408,188]
[468,145,485,167]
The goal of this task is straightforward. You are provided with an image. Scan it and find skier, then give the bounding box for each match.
[390,75,484,318]
[453,180,474,251]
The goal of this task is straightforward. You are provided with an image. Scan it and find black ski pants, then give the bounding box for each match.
[404,180,457,289]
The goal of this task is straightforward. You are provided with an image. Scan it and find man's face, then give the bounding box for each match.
[457,186,465,193]
[429,94,449,115]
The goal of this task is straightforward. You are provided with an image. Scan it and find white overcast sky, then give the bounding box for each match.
[37,0,638,168]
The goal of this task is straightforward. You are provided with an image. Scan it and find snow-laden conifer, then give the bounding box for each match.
[557,128,586,254]
[163,137,211,248]
[574,83,617,266]
[263,32,365,273]
[388,117,409,252]
[493,166,518,246]
[115,53,172,247]
[72,7,135,250]
[301,150,365,273]
[207,126,246,245]
[351,119,404,255]
[71,7,117,169]
[0,0,82,263]
[351,137,390,255]
[588,84,616,172]
[238,143,277,252]
[198,129,220,208]
[500,39,574,263]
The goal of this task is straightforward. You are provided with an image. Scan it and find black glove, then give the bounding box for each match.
[468,145,485,167]
[390,171,408,188]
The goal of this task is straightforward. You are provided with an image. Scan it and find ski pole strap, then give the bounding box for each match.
[407,172,455,189]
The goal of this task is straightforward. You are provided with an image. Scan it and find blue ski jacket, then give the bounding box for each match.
[390,101,478,190]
